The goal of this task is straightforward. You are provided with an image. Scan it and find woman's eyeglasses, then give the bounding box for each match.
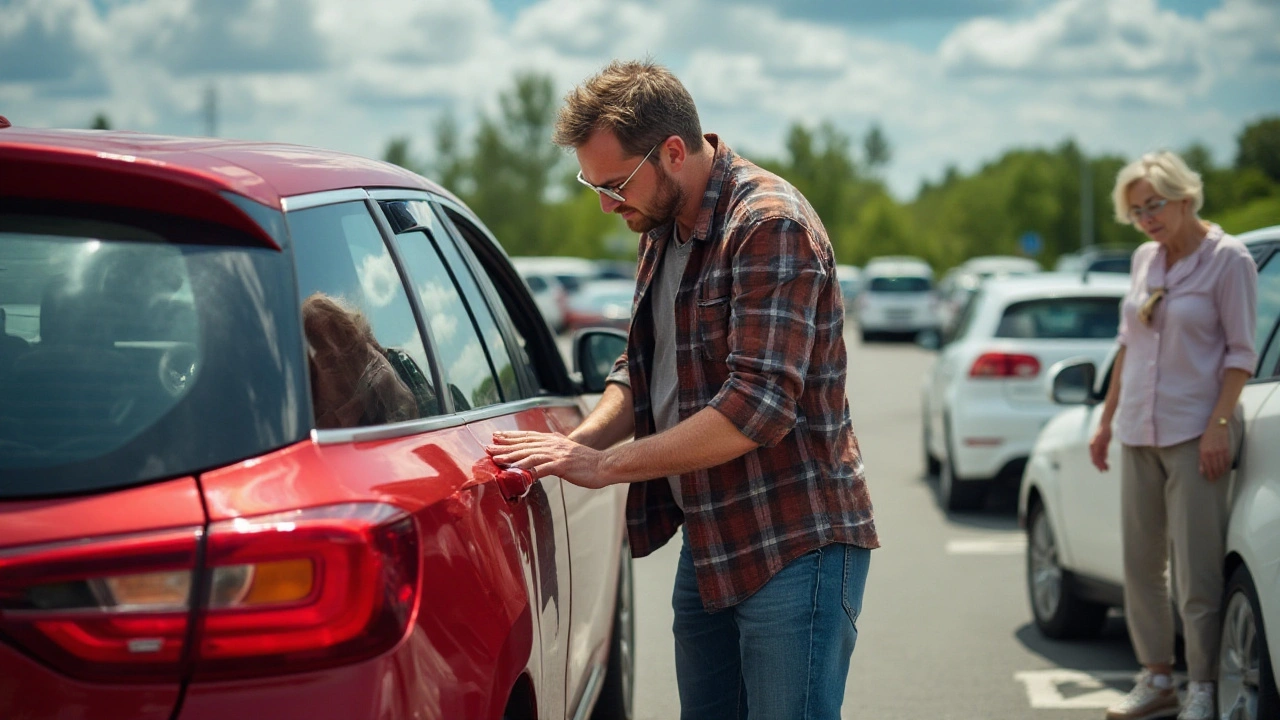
[1128,198,1170,223]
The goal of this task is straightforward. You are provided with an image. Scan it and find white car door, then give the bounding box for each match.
[1055,395,1123,582]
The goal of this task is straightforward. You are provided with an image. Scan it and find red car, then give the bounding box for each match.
[0,126,633,720]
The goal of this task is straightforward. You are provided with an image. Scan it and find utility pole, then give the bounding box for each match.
[203,83,218,137]
[1080,149,1094,249]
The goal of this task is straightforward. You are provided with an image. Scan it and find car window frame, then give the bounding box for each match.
[286,196,445,428]
[1250,244,1280,381]
[428,198,578,398]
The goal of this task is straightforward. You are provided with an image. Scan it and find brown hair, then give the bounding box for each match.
[553,59,703,157]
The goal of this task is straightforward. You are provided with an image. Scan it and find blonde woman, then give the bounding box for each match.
[1091,151,1257,720]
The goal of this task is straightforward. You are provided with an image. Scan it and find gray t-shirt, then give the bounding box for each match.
[651,224,693,511]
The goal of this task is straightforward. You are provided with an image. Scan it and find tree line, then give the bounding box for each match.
[380,72,1280,271]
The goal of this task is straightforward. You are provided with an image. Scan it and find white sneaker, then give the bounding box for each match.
[1105,671,1179,720]
[1177,682,1214,720]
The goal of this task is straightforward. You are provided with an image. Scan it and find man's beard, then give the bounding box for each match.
[622,165,685,234]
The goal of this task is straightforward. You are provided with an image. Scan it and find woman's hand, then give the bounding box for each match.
[1199,424,1232,481]
[1089,423,1112,472]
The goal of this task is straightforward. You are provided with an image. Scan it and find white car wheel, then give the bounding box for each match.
[1219,566,1279,720]
[1025,501,1107,638]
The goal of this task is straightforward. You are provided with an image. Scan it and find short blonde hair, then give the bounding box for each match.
[1111,150,1204,224]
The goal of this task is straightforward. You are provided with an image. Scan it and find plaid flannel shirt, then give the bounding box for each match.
[607,136,879,610]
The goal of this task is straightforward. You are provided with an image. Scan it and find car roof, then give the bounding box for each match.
[0,127,455,246]
[976,271,1129,303]
[960,255,1041,274]
[510,256,600,274]
[1239,225,1280,245]
[864,259,932,277]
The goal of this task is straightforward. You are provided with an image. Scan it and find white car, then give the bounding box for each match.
[835,263,862,311]
[921,272,1131,511]
[855,256,937,341]
[1018,226,1280,720]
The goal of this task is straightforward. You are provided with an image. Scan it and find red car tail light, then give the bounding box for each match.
[0,527,202,683]
[192,503,420,681]
[969,352,1041,378]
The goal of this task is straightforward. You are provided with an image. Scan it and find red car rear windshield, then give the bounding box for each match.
[0,205,309,498]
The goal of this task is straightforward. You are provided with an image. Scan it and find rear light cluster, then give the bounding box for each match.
[969,352,1041,379]
[0,503,420,683]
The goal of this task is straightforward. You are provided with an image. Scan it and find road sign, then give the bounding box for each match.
[1019,231,1043,257]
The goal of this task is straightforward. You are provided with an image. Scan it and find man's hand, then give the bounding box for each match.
[1199,424,1232,481]
[1088,424,1111,472]
[488,430,615,490]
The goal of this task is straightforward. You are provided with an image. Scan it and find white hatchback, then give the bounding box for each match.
[1018,226,1280,720]
[921,272,1131,511]
[855,256,937,341]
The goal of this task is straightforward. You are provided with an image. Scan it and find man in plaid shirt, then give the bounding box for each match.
[488,59,879,719]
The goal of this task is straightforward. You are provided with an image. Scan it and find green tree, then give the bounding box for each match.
[90,113,111,130]
[863,122,891,173]
[382,136,420,173]
[1181,142,1215,175]
[430,111,468,193]
[465,72,564,256]
[1236,116,1280,182]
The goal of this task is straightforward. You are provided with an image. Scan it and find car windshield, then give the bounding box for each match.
[0,210,308,498]
[1086,256,1132,274]
[869,276,931,293]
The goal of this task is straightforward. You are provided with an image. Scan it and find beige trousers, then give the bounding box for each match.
[1120,422,1240,682]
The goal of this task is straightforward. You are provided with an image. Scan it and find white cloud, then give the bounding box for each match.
[0,0,1276,202]
[356,247,401,308]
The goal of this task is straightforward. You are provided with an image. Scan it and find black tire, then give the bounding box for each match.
[1026,501,1108,639]
[940,418,987,512]
[591,535,634,720]
[922,409,941,477]
[1218,565,1280,720]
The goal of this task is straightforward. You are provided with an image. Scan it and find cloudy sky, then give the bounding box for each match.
[3,0,1278,198]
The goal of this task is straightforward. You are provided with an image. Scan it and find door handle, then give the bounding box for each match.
[496,467,536,502]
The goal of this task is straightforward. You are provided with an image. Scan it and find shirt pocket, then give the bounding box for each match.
[695,295,732,363]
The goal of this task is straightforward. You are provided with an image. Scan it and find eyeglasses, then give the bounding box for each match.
[1128,197,1170,223]
[576,143,660,203]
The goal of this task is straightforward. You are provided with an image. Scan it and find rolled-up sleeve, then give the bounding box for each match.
[606,351,631,389]
[707,217,825,448]
[1218,247,1258,374]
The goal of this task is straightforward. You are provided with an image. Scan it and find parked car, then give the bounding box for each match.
[1018,225,1280,720]
[958,255,1041,278]
[563,279,636,333]
[516,269,568,334]
[511,256,601,297]
[921,272,1130,510]
[0,127,634,720]
[835,264,862,310]
[935,257,1042,335]
[855,256,938,341]
[1078,245,1137,275]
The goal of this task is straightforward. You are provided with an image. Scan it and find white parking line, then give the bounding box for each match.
[1014,670,1187,709]
[945,537,1026,555]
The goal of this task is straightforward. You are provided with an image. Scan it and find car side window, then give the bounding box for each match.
[1253,254,1280,379]
[438,208,551,394]
[389,225,507,411]
[287,201,435,428]
[424,224,522,403]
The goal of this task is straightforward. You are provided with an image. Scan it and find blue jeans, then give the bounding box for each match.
[672,529,871,720]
